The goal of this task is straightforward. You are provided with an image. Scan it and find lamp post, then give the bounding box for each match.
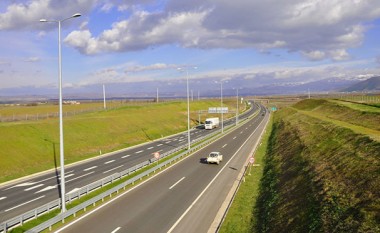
[220,81,225,133]
[234,88,241,126]
[177,66,197,150]
[40,13,81,213]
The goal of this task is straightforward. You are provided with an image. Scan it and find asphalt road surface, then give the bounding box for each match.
[0,102,258,223]
[56,104,268,233]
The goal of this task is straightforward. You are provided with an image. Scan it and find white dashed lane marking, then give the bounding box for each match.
[84,166,97,171]
[105,160,115,164]
[169,177,186,190]
[24,184,44,191]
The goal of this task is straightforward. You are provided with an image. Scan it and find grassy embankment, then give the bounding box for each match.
[0,99,241,184]
[221,98,380,232]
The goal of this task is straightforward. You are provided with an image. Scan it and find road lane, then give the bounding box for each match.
[0,103,259,223]
[57,105,268,233]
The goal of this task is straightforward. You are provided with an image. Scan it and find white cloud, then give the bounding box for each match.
[302,50,326,61]
[62,0,380,61]
[78,62,178,86]
[0,0,97,30]
[24,57,40,62]
[1,0,380,63]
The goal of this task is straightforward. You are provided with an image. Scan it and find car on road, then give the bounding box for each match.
[206,152,223,165]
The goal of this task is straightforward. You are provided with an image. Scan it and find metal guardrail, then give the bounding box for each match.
[0,103,257,232]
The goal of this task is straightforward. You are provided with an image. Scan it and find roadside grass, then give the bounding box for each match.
[0,99,239,184]
[9,108,245,233]
[254,99,380,232]
[219,115,273,233]
[329,99,380,113]
[0,101,126,117]
[293,99,380,138]
[220,98,380,233]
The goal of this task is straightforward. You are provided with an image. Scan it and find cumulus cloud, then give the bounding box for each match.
[62,0,380,61]
[2,0,380,62]
[0,0,97,30]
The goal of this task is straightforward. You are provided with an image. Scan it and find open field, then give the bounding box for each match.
[221,98,380,232]
[0,99,243,183]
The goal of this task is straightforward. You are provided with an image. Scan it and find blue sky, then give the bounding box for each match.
[1,0,380,91]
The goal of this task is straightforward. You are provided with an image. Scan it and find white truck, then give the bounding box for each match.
[204,117,219,130]
[206,152,223,165]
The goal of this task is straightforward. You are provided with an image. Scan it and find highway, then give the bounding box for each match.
[0,102,258,224]
[56,104,268,233]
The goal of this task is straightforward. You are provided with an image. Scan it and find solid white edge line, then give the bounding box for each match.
[5,195,45,212]
[55,110,259,233]
[55,152,190,232]
[103,165,124,174]
[167,116,266,233]
[169,177,186,190]
[111,226,121,233]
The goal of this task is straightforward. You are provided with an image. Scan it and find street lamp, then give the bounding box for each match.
[177,66,197,150]
[40,13,81,213]
[218,80,229,133]
[233,87,241,126]
[220,81,224,133]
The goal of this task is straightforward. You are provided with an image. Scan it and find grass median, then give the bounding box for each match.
[219,115,273,233]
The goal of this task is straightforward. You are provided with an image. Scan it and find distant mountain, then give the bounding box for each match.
[0,75,372,101]
[341,76,380,92]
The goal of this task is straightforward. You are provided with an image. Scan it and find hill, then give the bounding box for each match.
[254,99,380,232]
[342,76,380,92]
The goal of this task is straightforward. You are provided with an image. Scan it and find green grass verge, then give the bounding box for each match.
[0,99,241,183]
[9,114,243,232]
[254,99,380,233]
[219,115,273,233]
[220,98,380,233]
